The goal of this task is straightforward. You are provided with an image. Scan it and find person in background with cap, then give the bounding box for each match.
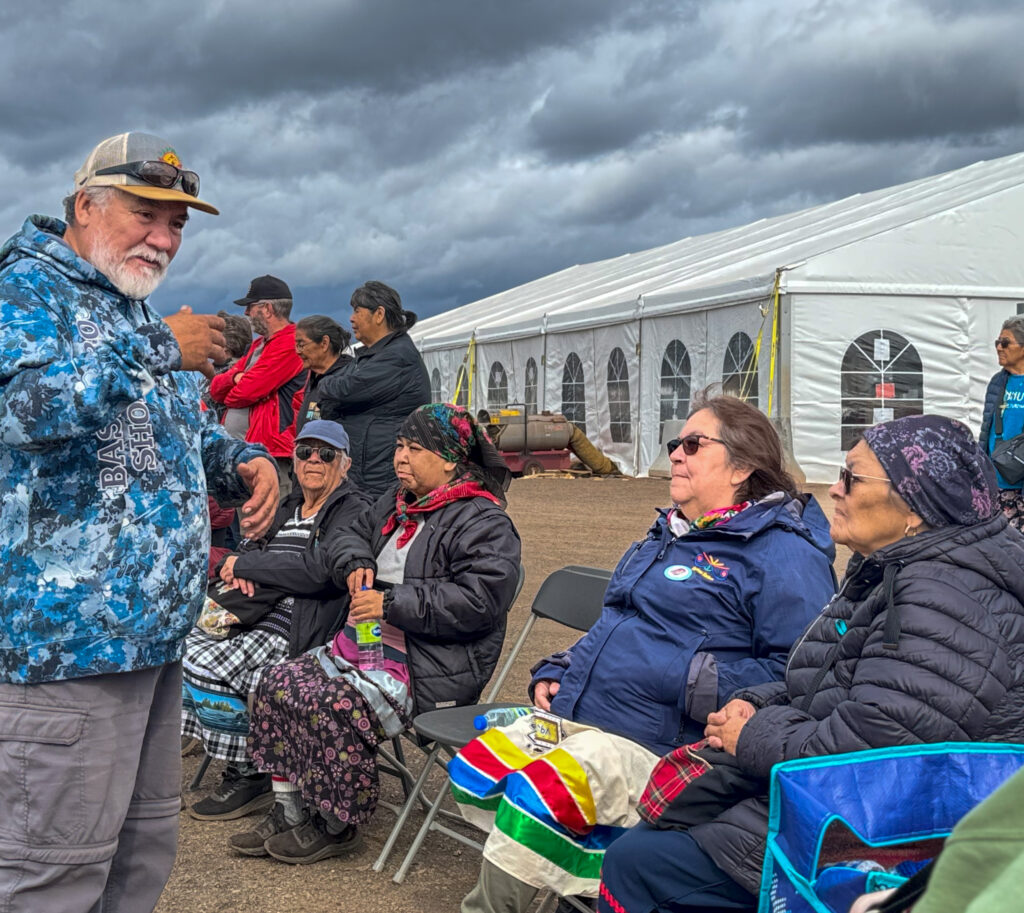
[182,419,369,823]
[209,274,307,498]
[315,280,431,496]
[0,131,279,913]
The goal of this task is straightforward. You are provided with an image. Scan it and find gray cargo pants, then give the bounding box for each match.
[0,662,182,913]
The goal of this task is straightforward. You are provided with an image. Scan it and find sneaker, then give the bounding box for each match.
[264,811,363,864]
[188,769,273,821]
[228,803,292,857]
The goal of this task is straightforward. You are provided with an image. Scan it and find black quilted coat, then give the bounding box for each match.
[323,489,521,717]
[689,512,1024,894]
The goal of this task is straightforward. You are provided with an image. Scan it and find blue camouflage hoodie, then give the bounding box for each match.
[0,215,269,683]
[530,494,836,755]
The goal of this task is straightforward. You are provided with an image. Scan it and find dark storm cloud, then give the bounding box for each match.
[0,0,1023,322]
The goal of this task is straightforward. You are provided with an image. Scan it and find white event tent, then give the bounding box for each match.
[411,152,1024,482]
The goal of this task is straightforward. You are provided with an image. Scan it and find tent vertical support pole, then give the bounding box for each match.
[635,295,645,476]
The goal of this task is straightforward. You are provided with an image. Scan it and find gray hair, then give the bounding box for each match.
[1002,314,1024,345]
[62,186,118,225]
[216,310,253,360]
[260,298,293,320]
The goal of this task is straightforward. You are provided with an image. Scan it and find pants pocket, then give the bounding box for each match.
[0,702,89,848]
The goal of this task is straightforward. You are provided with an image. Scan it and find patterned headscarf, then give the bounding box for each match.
[862,415,998,528]
[398,403,512,495]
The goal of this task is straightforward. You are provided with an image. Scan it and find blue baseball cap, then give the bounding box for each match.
[295,419,349,453]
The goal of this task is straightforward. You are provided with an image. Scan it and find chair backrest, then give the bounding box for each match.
[483,564,611,701]
[531,564,612,631]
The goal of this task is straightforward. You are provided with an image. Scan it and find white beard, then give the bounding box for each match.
[90,239,170,300]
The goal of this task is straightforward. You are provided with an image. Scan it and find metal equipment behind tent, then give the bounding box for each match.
[479,405,619,476]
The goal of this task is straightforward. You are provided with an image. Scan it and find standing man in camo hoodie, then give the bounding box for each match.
[0,132,279,913]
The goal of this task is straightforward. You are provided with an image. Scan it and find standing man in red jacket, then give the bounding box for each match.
[209,275,307,497]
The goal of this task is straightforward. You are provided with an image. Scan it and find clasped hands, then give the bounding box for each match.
[703,698,756,755]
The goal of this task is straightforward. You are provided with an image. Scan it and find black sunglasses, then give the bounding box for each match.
[294,444,337,463]
[94,160,200,197]
[995,338,1017,349]
[666,433,726,457]
[837,465,891,495]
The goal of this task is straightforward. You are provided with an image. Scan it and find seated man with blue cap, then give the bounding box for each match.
[182,419,371,821]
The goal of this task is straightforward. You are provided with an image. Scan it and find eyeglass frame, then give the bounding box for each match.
[995,337,1019,349]
[837,464,891,495]
[294,444,339,463]
[666,433,727,457]
[93,160,200,197]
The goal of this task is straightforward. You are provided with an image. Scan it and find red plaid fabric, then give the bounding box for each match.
[637,739,712,825]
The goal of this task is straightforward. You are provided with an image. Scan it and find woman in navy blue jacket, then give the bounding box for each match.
[458,394,836,913]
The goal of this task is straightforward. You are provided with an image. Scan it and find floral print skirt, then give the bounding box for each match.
[249,652,387,825]
[999,488,1024,532]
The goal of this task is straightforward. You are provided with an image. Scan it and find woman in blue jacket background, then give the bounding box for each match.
[457,394,836,913]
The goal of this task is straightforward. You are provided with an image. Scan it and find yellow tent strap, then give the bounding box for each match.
[740,272,781,416]
[741,286,772,402]
[453,337,476,409]
[766,274,781,418]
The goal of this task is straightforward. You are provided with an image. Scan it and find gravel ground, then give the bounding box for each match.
[161,476,845,913]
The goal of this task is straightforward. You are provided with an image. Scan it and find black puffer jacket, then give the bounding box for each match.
[690,512,1024,895]
[231,479,371,657]
[323,489,521,716]
[979,368,1010,456]
[314,330,430,496]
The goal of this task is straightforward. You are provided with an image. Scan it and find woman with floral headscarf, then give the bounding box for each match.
[598,415,1024,913]
[233,404,521,865]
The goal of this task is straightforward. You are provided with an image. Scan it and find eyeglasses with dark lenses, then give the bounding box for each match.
[837,465,891,495]
[666,433,726,457]
[995,338,1016,349]
[294,445,337,463]
[94,160,200,197]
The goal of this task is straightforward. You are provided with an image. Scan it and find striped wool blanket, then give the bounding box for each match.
[449,716,658,897]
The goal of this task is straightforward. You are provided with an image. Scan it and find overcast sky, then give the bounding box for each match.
[2,0,1023,324]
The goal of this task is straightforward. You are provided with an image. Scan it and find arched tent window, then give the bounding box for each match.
[606,347,632,443]
[487,361,509,410]
[722,332,758,408]
[524,358,539,414]
[454,365,470,408]
[561,353,586,435]
[660,340,691,440]
[841,330,923,450]
[429,367,442,403]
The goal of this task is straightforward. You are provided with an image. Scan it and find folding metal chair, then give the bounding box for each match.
[372,564,612,890]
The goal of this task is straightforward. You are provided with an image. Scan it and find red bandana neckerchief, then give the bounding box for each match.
[381,474,502,548]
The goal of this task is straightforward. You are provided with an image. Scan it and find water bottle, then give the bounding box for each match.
[473,706,532,731]
[355,586,385,671]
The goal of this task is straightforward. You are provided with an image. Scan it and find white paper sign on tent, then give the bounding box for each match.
[873,407,895,423]
[873,338,890,362]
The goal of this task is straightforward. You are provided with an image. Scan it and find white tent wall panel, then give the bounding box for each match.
[640,311,710,474]
[789,293,981,483]
[509,339,547,411]
[705,302,769,406]
[593,323,641,475]
[475,341,516,411]
[544,330,597,440]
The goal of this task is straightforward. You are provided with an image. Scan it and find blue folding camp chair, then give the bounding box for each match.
[759,741,1024,913]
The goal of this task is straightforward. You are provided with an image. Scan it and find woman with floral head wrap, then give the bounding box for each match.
[598,415,1024,913]
[233,404,521,865]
